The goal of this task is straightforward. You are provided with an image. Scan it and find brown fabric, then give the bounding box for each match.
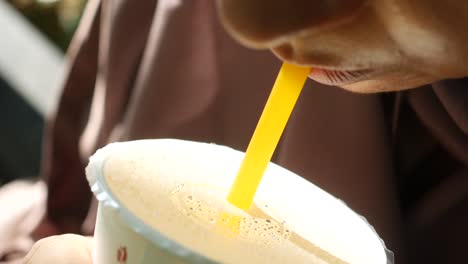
[40,0,101,234]
[29,0,468,263]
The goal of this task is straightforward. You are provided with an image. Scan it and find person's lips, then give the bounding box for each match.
[308,68,372,86]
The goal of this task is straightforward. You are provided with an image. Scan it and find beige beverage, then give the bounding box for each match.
[87,139,390,264]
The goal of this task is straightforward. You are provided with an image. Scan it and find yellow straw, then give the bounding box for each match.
[228,63,310,210]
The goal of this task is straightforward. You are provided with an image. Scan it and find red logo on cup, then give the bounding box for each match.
[117,246,127,263]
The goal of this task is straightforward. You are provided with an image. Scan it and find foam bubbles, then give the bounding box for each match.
[171,184,291,245]
[239,217,291,245]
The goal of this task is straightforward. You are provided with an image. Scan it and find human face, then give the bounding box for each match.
[217,0,468,92]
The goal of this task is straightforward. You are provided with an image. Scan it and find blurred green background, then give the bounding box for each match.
[7,0,87,51]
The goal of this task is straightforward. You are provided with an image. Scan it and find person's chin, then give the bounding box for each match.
[317,73,437,93]
[339,80,397,93]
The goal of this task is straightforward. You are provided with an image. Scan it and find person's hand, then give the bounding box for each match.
[216,0,468,92]
[23,234,93,264]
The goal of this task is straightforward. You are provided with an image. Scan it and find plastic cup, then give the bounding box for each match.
[86,139,393,264]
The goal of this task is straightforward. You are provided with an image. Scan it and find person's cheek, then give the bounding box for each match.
[216,0,366,48]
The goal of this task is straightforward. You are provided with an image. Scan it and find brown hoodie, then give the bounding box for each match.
[37,0,468,263]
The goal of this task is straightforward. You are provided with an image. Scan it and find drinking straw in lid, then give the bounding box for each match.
[227,62,310,210]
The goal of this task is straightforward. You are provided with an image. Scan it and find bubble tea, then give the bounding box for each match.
[86,139,391,264]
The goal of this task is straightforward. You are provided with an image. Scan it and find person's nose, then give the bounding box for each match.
[217,0,366,48]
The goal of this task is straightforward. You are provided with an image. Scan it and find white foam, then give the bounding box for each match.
[102,139,387,264]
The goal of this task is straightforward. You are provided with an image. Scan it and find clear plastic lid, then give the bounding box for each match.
[86,140,394,264]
